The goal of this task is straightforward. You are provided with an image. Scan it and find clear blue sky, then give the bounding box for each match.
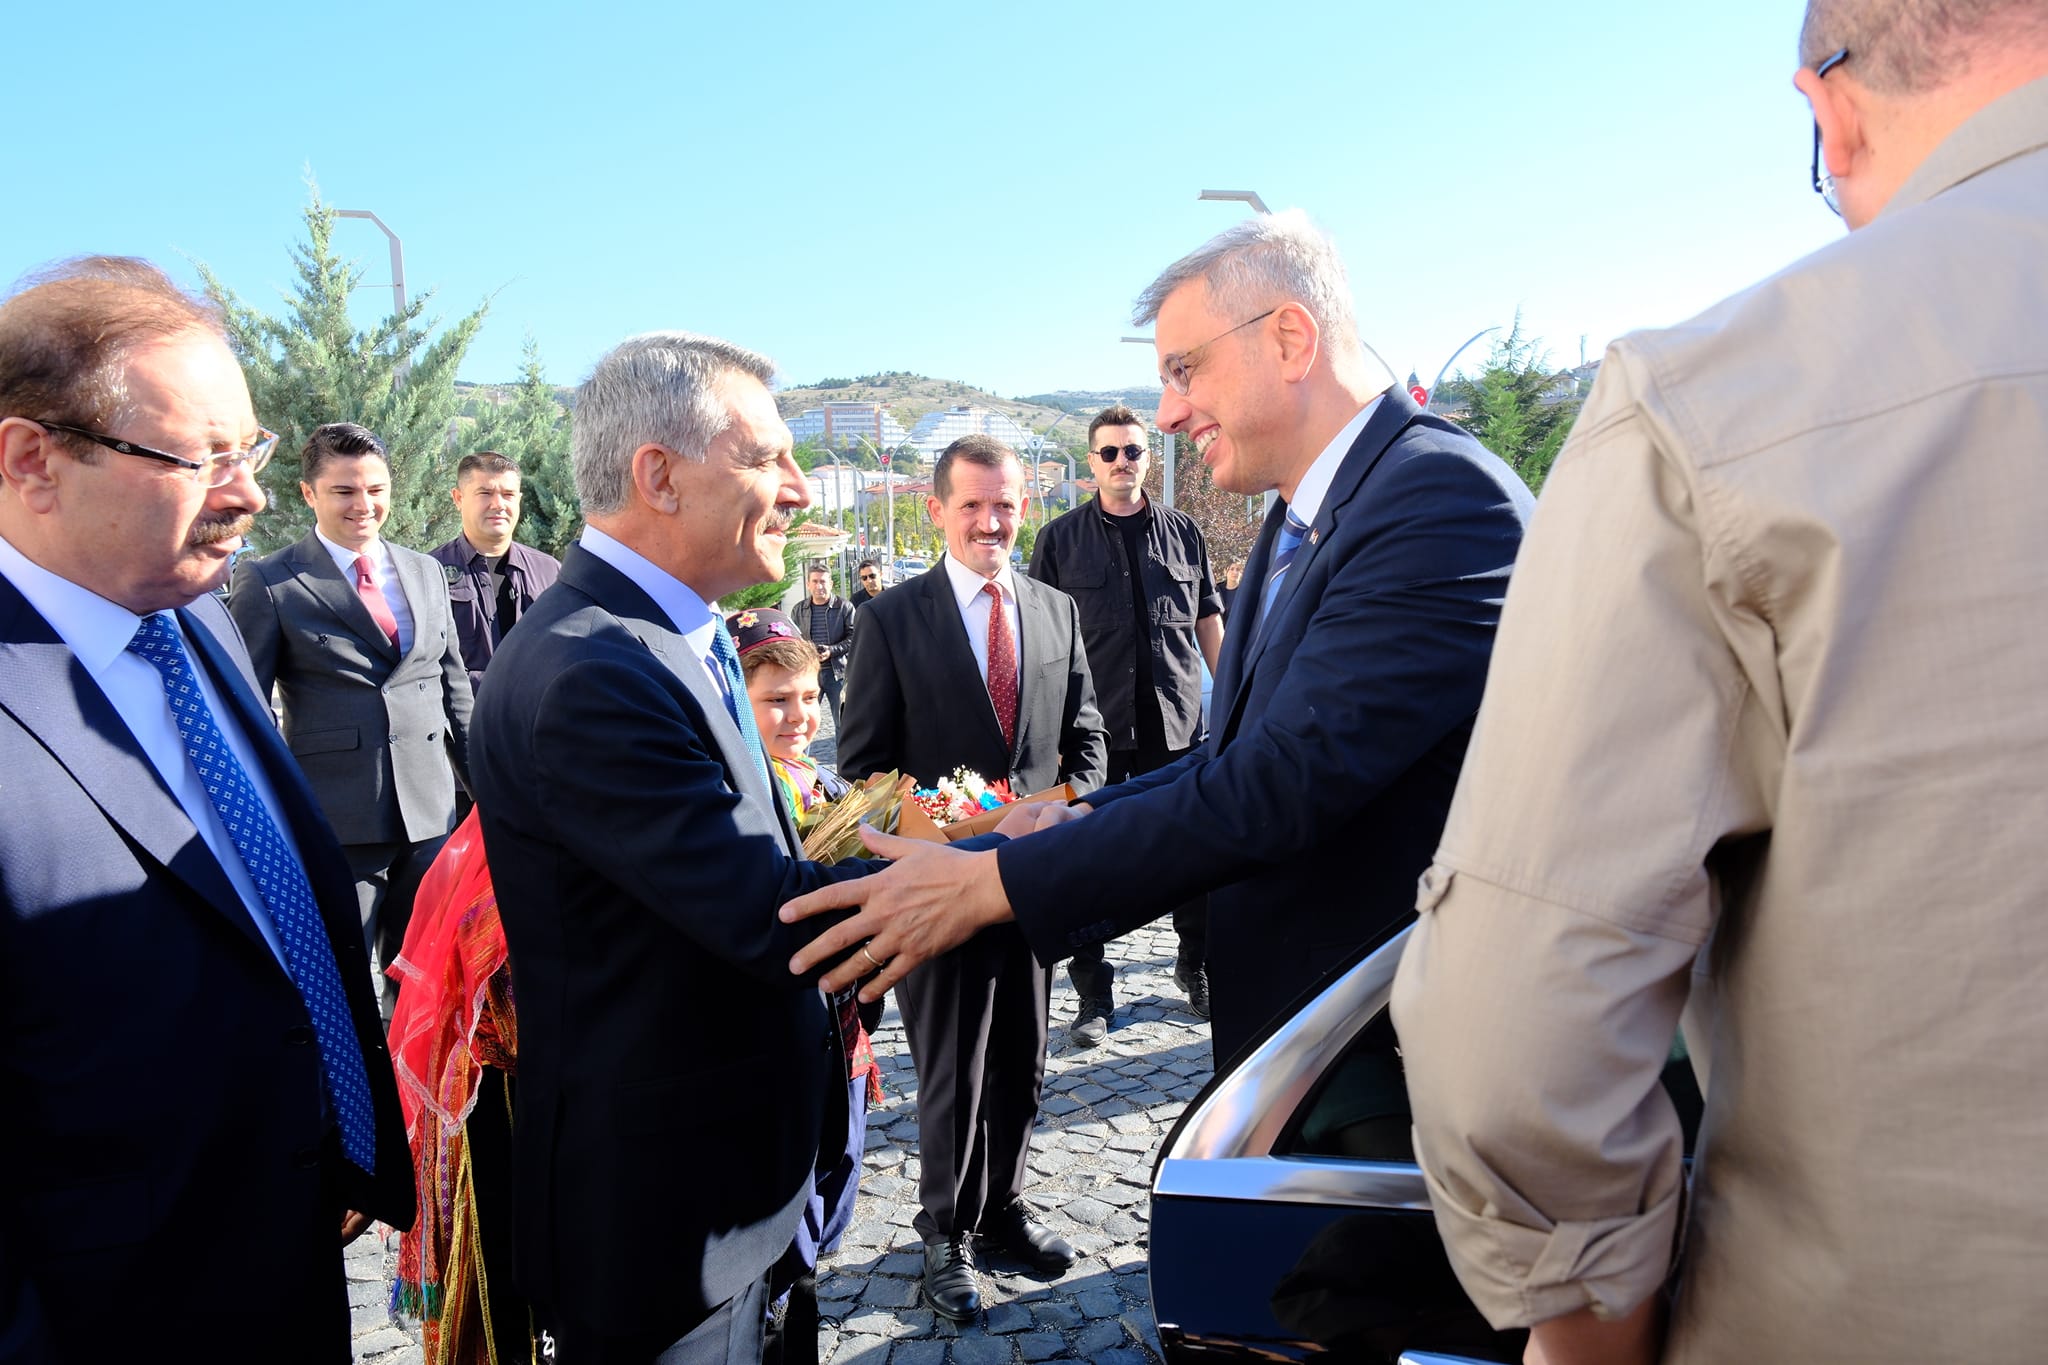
[11,0,1838,403]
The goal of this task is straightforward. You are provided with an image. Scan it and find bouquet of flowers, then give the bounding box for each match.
[911,767,1016,827]
[798,770,908,866]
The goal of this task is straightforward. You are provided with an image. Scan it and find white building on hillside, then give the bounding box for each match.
[787,401,911,451]
[902,406,1040,462]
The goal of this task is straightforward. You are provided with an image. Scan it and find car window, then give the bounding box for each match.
[1275,1011,1704,1162]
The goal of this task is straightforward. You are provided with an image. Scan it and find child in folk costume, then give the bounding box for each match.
[727,607,883,1356]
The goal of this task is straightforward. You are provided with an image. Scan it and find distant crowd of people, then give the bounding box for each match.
[3,4,2045,1364]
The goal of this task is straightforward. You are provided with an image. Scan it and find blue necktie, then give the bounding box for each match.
[1255,507,1312,639]
[709,619,775,798]
[127,612,378,1174]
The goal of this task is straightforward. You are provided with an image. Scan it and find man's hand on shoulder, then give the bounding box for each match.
[781,827,1014,996]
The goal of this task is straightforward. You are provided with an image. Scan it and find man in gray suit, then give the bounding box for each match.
[231,422,472,1018]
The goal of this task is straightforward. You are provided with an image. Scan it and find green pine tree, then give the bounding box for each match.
[196,186,491,551]
[1456,311,1580,494]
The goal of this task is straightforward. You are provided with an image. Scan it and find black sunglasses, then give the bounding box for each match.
[1094,443,1146,463]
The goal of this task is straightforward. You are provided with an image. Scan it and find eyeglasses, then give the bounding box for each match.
[35,419,279,487]
[1094,443,1146,463]
[1811,47,1850,217]
[859,572,879,582]
[1159,309,1277,395]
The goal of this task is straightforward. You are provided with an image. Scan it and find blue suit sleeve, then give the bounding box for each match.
[999,444,1528,962]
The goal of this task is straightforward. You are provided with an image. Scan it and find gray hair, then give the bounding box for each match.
[1132,208,1361,354]
[571,330,776,516]
[1800,0,2048,93]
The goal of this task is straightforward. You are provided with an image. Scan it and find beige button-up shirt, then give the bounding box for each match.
[1392,75,2048,1364]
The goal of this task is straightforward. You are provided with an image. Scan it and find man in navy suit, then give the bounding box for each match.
[783,210,1533,1067]
[0,257,412,1362]
[469,331,875,1364]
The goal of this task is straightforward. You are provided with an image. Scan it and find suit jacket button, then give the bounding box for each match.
[284,1025,314,1045]
[427,730,439,742]
[293,1145,322,1169]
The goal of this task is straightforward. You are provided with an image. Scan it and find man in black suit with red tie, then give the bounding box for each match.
[836,434,1108,1322]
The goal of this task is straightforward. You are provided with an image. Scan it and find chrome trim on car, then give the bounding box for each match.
[1153,1155,1430,1211]
[1160,926,1413,1162]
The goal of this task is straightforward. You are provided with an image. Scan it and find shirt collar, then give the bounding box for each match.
[315,526,391,578]
[455,533,524,570]
[1289,392,1385,525]
[1887,73,2048,218]
[941,553,1017,613]
[0,528,151,679]
[577,524,717,662]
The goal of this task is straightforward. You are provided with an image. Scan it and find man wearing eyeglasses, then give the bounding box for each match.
[850,558,884,608]
[1393,5,2048,1362]
[784,210,1530,1071]
[0,258,412,1362]
[1029,405,1223,1045]
[231,422,474,1023]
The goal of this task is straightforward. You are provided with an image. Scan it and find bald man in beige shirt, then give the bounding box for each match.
[1393,3,2048,1363]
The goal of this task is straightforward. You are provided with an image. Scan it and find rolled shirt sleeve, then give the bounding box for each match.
[1391,352,1778,1329]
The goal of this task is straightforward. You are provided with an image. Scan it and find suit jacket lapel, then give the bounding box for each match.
[916,569,1008,756]
[0,583,267,955]
[291,535,400,664]
[389,549,437,665]
[559,549,800,855]
[1009,579,1059,764]
[1221,390,1422,733]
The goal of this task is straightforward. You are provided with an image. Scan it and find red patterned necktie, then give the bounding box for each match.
[354,553,401,649]
[983,581,1018,752]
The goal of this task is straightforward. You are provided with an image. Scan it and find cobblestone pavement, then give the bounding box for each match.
[352,708,1212,1364]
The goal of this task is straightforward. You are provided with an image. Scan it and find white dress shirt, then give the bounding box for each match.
[0,533,292,968]
[316,527,414,654]
[578,526,725,698]
[941,554,1022,695]
[1289,392,1384,525]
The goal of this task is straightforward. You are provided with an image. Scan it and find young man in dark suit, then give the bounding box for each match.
[469,331,875,1364]
[786,210,1531,1070]
[835,434,1108,1321]
[0,258,412,1363]
[230,423,474,1020]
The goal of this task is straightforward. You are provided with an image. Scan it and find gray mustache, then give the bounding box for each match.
[190,514,254,547]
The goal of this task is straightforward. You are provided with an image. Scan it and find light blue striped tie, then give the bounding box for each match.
[710,619,775,797]
[1255,507,1312,637]
[127,612,378,1174]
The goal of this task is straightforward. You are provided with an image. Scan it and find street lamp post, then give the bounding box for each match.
[856,435,896,574]
[1198,188,1270,214]
[1030,412,1077,516]
[1427,327,1504,412]
[334,208,409,382]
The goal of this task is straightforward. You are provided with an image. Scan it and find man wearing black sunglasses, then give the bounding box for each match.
[1029,405,1223,1045]
[850,558,885,608]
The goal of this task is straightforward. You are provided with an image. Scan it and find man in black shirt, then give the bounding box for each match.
[1029,405,1223,1044]
[850,558,884,608]
[430,451,562,700]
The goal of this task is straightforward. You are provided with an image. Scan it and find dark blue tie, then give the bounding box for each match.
[709,619,775,797]
[1255,507,1312,639]
[127,612,378,1174]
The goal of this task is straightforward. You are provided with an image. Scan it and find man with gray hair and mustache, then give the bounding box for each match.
[1393,0,2048,1361]
[469,331,878,1363]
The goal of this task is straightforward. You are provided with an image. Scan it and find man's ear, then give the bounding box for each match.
[926,494,943,525]
[1273,302,1323,384]
[1795,64,1865,185]
[0,418,61,512]
[631,443,680,514]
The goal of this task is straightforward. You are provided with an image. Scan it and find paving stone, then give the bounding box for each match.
[1015,1330,1064,1361]
[1124,1309,1165,1354]
[1095,1349,1154,1365]
[1102,1211,1147,1241]
[1068,1083,1113,1103]
[1075,1285,1126,1318]
[351,1325,413,1358]
[864,1275,923,1308]
[887,1340,946,1365]
[832,1336,892,1363]
[1031,1301,1083,1330]
[984,1301,1033,1335]
[1074,1319,1128,1354]
[946,1336,1017,1365]
[1060,1196,1112,1226]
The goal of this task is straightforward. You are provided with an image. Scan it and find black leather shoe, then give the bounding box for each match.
[979,1199,1076,1273]
[922,1235,981,1321]
[1071,997,1111,1048]
[1174,962,1211,1020]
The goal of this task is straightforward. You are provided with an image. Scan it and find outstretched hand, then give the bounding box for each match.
[781,824,1015,997]
[996,799,1094,838]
